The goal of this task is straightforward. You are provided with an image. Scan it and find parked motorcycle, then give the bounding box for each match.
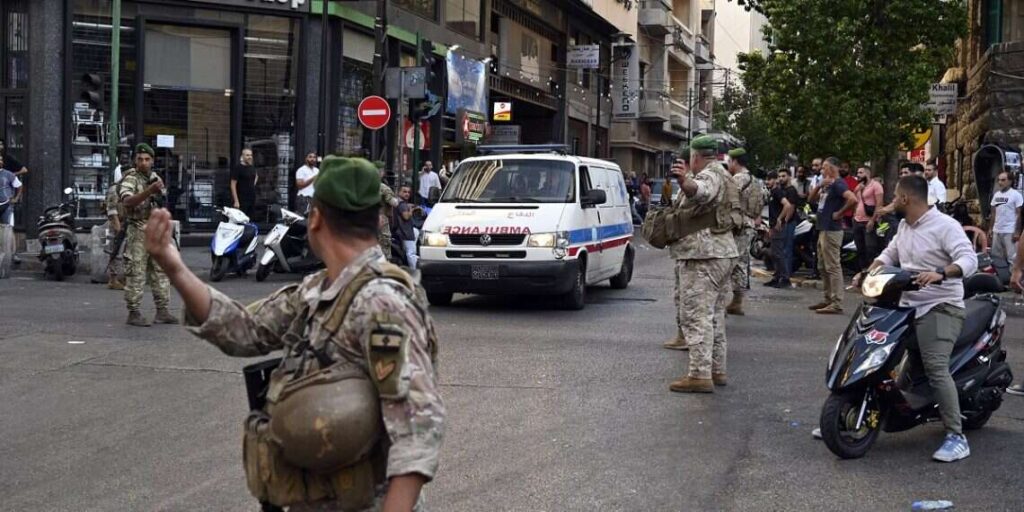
[819,266,1013,459]
[210,206,258,282]
[36,187,80,281]
[255,207,321,282]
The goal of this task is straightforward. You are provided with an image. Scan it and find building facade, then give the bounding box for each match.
[7,0,634,237]
[616,0,717,179]
[942,0,1024,218]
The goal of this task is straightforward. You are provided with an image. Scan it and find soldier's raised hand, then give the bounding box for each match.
[145,208,181,272]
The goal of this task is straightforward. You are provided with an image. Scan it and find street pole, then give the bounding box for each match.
[371,0,388,162]
[412,32,421,193]
[318,0,330,157]
[108,0,121,168]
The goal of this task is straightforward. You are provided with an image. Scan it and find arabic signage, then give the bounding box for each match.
[489,125,521,144]
[927,83,957,116]
[612,42,639,120]
[457,109,486,144]
[183,0,309,12]
[568,44,600,69]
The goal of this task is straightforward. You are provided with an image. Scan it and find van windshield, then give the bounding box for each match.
[441,159,576,204]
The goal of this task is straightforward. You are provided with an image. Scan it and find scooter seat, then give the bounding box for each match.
[954,298,997,349]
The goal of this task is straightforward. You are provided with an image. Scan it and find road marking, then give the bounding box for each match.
[68,340,85,345]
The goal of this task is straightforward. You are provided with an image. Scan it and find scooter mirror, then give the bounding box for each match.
[63,187,74,195]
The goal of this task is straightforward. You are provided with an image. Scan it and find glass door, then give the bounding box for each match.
[142,23,233,227]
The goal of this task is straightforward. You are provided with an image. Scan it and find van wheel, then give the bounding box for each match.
[560,261,586,310]
[426,292,453,306]
[609,248,633,290]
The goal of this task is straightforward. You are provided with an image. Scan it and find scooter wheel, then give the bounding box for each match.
[820,391,882,459]
[210,257,229,282]
[255,263,272,282]
[963,410,993,430]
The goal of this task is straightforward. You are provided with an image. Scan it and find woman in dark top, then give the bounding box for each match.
[230,148,257,217]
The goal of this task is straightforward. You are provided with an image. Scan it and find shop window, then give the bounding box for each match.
[5,0,28,90]
[336,58,373,157]
[984,0,1003,48]
[445,0,482,39]
[395,0,437,21]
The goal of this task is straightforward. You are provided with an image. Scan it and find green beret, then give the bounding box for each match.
[135,143,155,157]
[690,135,717,151]
[727,148,747,158]
[677,147,690,160]
[313,156,380,211]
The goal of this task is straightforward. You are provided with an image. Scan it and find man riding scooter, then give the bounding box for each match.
[816,175,977,461]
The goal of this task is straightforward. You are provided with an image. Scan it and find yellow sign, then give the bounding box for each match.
[493,101,512,122]
[899,126,932,151]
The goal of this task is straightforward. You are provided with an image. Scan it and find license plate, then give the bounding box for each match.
[471,265,499,280]
[44,244,64,255]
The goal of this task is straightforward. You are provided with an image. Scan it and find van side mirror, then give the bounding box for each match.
[428,186,442,203]
[582,189,606,207]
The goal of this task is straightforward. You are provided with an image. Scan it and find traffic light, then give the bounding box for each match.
[80,73,104,111]
[420,38,437,95]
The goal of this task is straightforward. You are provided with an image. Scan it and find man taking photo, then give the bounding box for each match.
[859,175,977,461]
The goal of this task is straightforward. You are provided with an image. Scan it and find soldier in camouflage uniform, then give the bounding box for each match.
[726,148,759,316]
[379,165,400,260]
[119,143,178,327]
[103,172,126,290]
[669,136,739,394]
[664,149,691,351]
[144,156,444,511]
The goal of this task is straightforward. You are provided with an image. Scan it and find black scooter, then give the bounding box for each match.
[36,187,80,281]
[820,266,1013,459]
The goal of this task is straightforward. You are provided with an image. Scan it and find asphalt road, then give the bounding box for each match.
[2,245,1023,511]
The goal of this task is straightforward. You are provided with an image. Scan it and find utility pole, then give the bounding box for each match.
[412,31,421,192]
[108,0,121,168]
[317,0,331,156]
[371,0,388,162]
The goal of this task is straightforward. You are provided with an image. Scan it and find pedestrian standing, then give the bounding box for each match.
[794,166,811,206]
[766,168,799,288]
[667,136,739,393]
[663,150,691,351]
[0,139,29,177]
[853,166,884,271]
[925,162,947,207]
[230,148,258,218]
[840,162,859,229]
[142,156,445,510]
[417,161,441,207]
[808,157,857,314]
[394,185,419,268]
[988,171,1023,270]
[0,158,22,226]
[294,151,319,215]
[118,143,178,327]
[726,148,762,315]
[379,163,400,260]
[808,158,823,190]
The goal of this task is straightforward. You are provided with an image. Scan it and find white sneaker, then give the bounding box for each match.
[932,433,970,462]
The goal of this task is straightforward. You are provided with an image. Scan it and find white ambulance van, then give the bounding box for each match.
[418,145,634,310]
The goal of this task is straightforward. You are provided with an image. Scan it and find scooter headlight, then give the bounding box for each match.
[861,273,894,298]
[854,343,896,375]
[423,232,449,247]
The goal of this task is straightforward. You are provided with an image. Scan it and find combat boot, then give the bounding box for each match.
[126,311,152,327]
[726,293,744,316]
[154,308,179,324]
[108,279,124,290]
[662,335,688,351]
[712,373,728,386]
[669,376,714,393]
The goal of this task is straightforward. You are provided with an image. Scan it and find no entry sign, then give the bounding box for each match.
[357,96,391,130]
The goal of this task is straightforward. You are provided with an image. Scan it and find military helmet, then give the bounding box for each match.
[268,368,381,473]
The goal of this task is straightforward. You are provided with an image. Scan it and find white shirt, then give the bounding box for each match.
[113,165,123,183]
[876,208,978,316]
[808,174,822,190]
[418,170,441,199]
[296,164,318,197]
[991,188,1023,234]
[928,176,947,205]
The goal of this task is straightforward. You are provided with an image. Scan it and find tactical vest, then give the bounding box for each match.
[242,262,438,510]
[671,164,743,237]
[738,172,765,221]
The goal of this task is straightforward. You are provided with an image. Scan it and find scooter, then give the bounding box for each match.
[255,207,321,282]
[819,266,1013,459]
[210,206,258,282]
[36,187,81,281]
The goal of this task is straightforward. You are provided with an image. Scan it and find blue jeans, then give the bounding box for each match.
[771,222,796,281]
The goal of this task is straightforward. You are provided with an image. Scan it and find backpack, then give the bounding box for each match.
[739,173,765,220]
[641,165,744,247]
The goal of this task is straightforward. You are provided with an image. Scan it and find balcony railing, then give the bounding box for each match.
[695,36,711,63]
[489,74,559,110]
[639,0,672,36]
[639,92,670,122]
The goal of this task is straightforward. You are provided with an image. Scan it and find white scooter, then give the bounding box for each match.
[210,206,258,282]
[255,208,321,282]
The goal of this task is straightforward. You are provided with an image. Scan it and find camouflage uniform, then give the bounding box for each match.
[669,160,739,379]
[185,246,444,511]
[118,168,170,312]
[103,178,125,286]
[379,183,399,259]
[730,169,756,294]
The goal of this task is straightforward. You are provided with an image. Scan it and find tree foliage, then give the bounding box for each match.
[729,0,966,164]
[712,83,788,173]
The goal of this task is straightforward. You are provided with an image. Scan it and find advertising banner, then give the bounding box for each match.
[447,53,488,115]
[567,44,600,69]
[612,43,639,120]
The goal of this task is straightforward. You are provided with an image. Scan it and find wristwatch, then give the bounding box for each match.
[935,267,947,280]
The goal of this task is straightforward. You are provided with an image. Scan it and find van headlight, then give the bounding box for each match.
[528,233,557,247]
[423,232,449,247]
[854,343,895,375]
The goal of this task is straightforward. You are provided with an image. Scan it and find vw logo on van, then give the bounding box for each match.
[479,234,492,246]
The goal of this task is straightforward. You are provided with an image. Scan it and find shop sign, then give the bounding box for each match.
[493,102,512,122]
[404,118,430,150]
[1006,151,1022,172]
[489,125,521,144]
[457,109,486,144]
[611,42,639,120]
[568,44,600,69]
[183,0,309,12]
[927,83,957,116]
